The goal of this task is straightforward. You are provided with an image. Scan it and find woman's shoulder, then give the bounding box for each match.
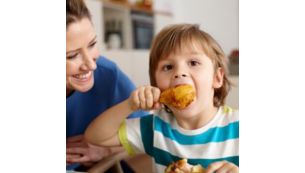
[93,56,135,90]
[96,56,118,71]
[94,56,122,79]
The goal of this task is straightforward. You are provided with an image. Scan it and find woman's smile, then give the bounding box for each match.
[72,71,93,83]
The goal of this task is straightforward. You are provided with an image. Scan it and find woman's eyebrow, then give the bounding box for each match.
[88,35,97,45]
[66,35,97,54]
[66,49,79,55]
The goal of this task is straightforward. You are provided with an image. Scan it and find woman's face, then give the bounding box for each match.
[66,18,100,93]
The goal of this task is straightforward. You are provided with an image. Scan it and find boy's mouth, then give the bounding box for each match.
[173,82,193,88]
[159,84,196,109]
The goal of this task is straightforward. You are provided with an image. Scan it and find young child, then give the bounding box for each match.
[85,24,239,173]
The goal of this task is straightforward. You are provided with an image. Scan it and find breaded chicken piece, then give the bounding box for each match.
[164,159,205,173]
[159,85,196,109]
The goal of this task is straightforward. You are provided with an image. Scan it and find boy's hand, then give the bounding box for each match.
[205,160,239,173]
[129,86,161,111]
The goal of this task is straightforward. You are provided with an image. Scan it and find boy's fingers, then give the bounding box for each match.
[153,102,161,110]
[152,87,161,103]
[213,163,234,173]
[145,87,154,108]
[131,90,140,110]
[205,161,227,173]
[138,87,146,109]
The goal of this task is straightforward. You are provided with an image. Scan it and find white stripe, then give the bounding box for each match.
[154,131,239,159]
[125,118,145,153]
[156,106,239,136]
[216,108,239,127]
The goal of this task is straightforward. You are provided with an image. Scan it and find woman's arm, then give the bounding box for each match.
[66,135,124,165]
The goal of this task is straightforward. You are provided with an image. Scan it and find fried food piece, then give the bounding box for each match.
[164,159,205,173]
[159,85,196,109]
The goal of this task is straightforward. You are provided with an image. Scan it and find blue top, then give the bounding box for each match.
[66,56,146,170]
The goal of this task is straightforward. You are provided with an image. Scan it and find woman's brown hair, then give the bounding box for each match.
[149,24,231,107]
[66,0,91,28]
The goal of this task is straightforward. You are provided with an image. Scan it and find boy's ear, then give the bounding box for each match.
[213,67,224,89]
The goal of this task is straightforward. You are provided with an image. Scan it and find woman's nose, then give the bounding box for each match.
[81,51,97,71]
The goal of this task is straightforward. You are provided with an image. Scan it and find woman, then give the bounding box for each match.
[66,0,146,171]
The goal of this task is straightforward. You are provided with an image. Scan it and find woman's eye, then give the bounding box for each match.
[162,64,173,71]
[189,60,200,66]
[89,41,97,48]
[67,54,78,60]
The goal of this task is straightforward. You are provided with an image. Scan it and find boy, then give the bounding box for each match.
[85,24,239,173]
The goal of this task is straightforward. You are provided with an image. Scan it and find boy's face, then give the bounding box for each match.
[155,42,224,117]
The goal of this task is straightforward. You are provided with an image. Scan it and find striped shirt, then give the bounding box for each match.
[118,106,239,173]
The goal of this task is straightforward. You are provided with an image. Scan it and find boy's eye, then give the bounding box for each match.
[162,64,173,71]
[189,60,200,66]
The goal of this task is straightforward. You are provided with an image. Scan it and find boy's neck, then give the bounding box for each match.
[175,106,219,130]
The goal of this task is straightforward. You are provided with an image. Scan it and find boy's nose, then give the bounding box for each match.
[174,74,187,78]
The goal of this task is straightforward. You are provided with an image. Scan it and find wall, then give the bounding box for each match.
[102,50,150,87]
[172,0,239,56]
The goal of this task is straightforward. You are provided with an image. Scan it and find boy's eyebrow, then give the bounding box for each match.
[66,35,97,54]
[189,50,202,55]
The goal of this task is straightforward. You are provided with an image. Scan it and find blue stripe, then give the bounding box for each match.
[140,115,154,156]
[155,116,239,144]
[153,147,239,168]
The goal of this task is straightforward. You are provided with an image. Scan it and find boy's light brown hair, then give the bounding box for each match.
[149,24,231,107]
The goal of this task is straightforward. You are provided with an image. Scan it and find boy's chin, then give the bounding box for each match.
[172,101,195,112]
[172,103,197,117]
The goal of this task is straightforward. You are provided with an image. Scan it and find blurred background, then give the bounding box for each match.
[86,0,239,109]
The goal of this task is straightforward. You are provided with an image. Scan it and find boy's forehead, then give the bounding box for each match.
[163,42,206,59]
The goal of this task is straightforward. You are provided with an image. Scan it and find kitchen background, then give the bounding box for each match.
[86,0,239,108]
